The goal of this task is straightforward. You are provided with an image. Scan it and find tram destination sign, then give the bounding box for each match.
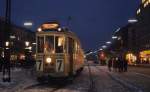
[42,23,59,30]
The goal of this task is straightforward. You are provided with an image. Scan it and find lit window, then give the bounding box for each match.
[137,8,141,15]
[58,37,64,46]
[142,0,146,4]
[144,1,149,7]
[146,1,149,5]
[45,36,54,53]
[144,3,146,7]
[55,36,64,53]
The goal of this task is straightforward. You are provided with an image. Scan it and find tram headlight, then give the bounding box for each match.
[46,57,52,64]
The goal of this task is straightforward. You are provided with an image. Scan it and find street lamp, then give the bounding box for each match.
[102,45,107,49]
[25,41,30,47]
[99,48,103,51]
[112,36,118,39]
[32,43,36,45]
[106,41,111,44]
[5,41,10,49]
[2,0,12,82]
[24,21,33,30]
[5,41,9,47]
[24,22,33,27]
[128,19,138,23]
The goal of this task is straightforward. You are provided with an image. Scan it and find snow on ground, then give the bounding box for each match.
[0,65,149,92]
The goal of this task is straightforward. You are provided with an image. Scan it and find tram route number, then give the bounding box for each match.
[36,60,42,71]
[56,59,64,72]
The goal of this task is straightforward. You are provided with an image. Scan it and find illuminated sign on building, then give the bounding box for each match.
[140,50,150,63]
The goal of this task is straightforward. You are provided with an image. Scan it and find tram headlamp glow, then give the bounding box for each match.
[38,28,42,32]
[46,57,52,64]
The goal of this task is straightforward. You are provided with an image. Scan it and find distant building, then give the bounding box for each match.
[103,0,150,64]
[0,17,35,62]
[135,0,150,64]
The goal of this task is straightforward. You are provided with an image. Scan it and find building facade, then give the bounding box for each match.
[0,17,35,63]
[135,0,150,64]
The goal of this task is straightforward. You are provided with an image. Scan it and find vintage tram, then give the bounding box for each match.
[35,21,84,80]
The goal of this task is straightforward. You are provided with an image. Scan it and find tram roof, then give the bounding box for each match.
[37,28,81,44]
[36,22,83,47]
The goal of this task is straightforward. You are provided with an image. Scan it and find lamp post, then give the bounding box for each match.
[2,0,11,82]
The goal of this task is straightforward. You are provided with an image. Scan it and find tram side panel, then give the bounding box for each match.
[74,48,84,72]
[69,39,84,75]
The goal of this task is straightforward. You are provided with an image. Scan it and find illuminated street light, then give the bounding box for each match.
[106,41,111,44]
[24,22,33,26]
[112,36,117,39]
[99,48,103,51]
[25,41,30,47]
[10,35,16,39]
[5,41,9,47]
[32,43,36,45]
[102,45,107,49]
[128,19,138,23]
[28,46,32,50]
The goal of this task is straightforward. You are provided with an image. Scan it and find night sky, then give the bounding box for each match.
[0,0,140,51]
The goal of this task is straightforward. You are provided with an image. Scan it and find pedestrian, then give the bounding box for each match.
[108,58,112,71]
[123,58,128,72]
[118,57,123,72]
[112,57,117,72]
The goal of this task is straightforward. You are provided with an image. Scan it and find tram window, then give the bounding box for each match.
[37,37,44,53]
[55,36,64,53]
[45,36,54,53]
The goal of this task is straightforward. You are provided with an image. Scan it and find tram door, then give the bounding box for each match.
[36,36,44,71]
[68,38,74,76]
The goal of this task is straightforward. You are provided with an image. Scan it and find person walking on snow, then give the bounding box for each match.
[108,58,113,71]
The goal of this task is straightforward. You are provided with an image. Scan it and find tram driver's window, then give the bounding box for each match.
[55,36,64,53]
[45,36,54,53]
[37,37,44,53]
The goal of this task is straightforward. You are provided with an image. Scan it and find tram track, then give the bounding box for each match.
[23,79,69,92]
[86,64,97,92]
[95,66,143,92]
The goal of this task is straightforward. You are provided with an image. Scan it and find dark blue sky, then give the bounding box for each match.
[0,0,140,51]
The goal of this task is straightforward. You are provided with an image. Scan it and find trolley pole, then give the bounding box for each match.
[67,16,72,28]
[2,0,11,82]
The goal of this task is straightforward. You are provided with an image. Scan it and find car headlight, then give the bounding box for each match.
[46,57,52,64]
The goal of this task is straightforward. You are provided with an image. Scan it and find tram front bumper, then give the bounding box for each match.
[36,71,68,78]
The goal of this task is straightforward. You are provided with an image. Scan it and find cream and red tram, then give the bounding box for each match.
[35,22,84,79]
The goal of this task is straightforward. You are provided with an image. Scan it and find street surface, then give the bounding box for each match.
[0,64,150,92]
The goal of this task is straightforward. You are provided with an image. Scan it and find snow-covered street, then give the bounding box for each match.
[0,65,150,92]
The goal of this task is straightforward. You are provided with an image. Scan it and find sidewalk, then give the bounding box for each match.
[98,66,150,92]
[0,68,37,92]
[130,64,150,68]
